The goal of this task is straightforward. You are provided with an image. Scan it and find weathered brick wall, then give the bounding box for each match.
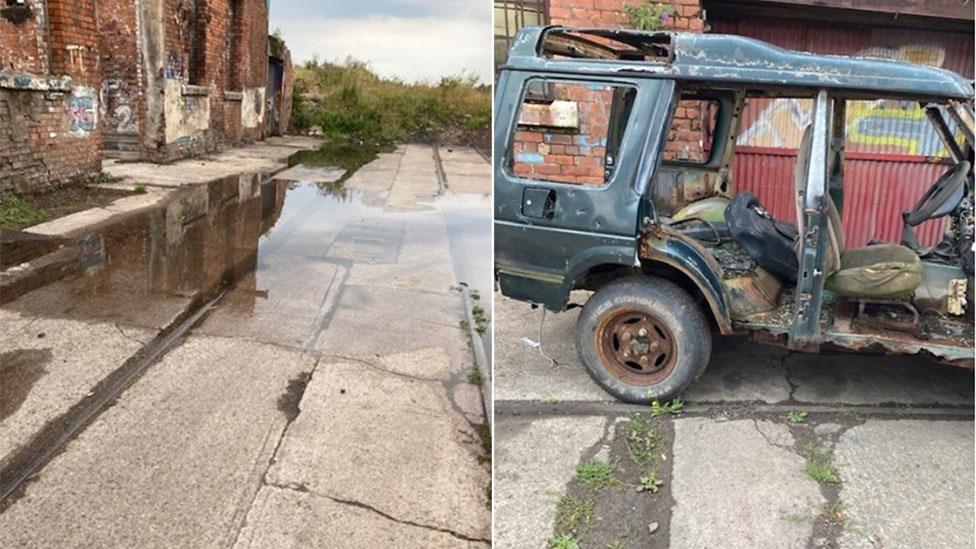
[512,84,611,185]
[0,0,48,74]
[1,0,101,195]
[508,0,708,184]
[278,50,293,135]
[97,0,143,154]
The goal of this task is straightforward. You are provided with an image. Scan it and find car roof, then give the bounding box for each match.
[505,26,974,101]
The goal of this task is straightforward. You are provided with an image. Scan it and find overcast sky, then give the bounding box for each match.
[269,0,492,84]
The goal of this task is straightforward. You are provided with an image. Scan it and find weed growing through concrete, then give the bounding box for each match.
[650,398,684,417]
[803,443,841,484]
[467,366,484,385]
[787,410,808,424]
[625,417,666,494]
[133,183,148,194]
[458,319,470,331]
[576,459,619,489]
[548,534,580,549]
[550,494,594,547]
[472,304,489,336]
[637,468,664,493]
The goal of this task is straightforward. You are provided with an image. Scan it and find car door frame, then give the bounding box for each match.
[493,70,676,310]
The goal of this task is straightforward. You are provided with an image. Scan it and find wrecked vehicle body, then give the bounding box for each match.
[494,26,975,403]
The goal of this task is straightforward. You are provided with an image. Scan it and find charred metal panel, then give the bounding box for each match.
[638,226,733,334]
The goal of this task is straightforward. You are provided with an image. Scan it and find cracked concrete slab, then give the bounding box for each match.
[670,417,824,548]
[494,415,609,548]
[233,485,488,548]
[0,310,153,471]
[264,359,490,541]
[385,144,440,211]
[834,419,974,548]
[0,336,314,548]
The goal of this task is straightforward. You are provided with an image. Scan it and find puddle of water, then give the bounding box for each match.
[1,349,53,421]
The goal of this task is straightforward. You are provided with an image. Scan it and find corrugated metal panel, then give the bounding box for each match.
[713,15,971,249]
[735,148,947,247]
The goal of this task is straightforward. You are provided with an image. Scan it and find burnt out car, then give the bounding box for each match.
[494,26,975,403]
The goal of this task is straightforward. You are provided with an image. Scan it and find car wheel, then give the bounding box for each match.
[575,276,712,404]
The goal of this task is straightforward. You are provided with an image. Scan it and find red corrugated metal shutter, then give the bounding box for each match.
[711,16,973,248]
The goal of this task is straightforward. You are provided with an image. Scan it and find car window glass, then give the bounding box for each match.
[508,80,636,186]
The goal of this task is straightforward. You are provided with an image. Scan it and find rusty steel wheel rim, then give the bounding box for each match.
[595,308,676,386]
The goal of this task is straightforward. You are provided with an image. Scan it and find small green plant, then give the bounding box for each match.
[472,304,489,336]
[623,1,676,31]
[98,171,112,183]
[548,534,580,549]
[0,195,48,230]
[133,183,148,194]
[606,529,637,549]
[552,495,594,541]
[638,468,664,493]
[650,398,684,417]
[806,462,841,484]
[544,398,559,405]
[467,366,484,385]
[576,459,618,489]
[458,319,470,331]
[470,290,480,300]
[803,444,840,484]
[787,410,808,424]
[625,418,658,466]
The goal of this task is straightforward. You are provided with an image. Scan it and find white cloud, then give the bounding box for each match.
[280,15,492,84]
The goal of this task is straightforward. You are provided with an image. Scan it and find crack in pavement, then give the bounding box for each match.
[229,354,322,549]
[266,481,491,544]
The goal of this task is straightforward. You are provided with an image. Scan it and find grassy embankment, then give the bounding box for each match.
[291,59,491,150]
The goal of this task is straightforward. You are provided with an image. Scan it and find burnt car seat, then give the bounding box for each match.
[792,126,923,299]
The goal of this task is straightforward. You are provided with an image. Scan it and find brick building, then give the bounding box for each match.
[1,0,293,195]
[496,0,973,246]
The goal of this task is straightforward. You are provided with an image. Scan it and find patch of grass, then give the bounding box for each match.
[806,461,841,484]
[470,290,480,300]
[544,398,559,405]
[625,418,658,467]
[548,534,580,549]
[467,366,484,385]
[472,304,489,336]
[552,495,594,542]
[650,398,684,417]
[0,195,48,230]
[803,444,841,484]
[98,171,112,183]
[458,319,470,331]
[787,410,808,424]
[576,459,618,489]
[133,183,148,194]
[292,59,490,146]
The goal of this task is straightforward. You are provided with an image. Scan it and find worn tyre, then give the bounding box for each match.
[575,276,712,404]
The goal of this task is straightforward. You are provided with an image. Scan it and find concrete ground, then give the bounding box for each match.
[494,293,974,549]
[0,143,491,546]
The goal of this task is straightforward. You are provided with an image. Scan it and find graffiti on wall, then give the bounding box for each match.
[737,44,956,157]
[99,79,138,134]
[163,79,210,144]
[67,87,97,136]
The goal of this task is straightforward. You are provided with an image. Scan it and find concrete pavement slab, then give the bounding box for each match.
[684,337,793,403]
[234,485,488,548]
[670,418,824,548]
[835,420,974,548]
[315,284,469,370]
[788,353,973,406]
[494,415,609,548]
[0,310,153,471]
[0,336,314,548]
[264,359,490,541]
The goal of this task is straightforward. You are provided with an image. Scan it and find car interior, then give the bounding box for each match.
[660,90,975,346]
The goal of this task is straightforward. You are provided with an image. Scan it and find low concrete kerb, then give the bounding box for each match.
[461,285,492,427]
